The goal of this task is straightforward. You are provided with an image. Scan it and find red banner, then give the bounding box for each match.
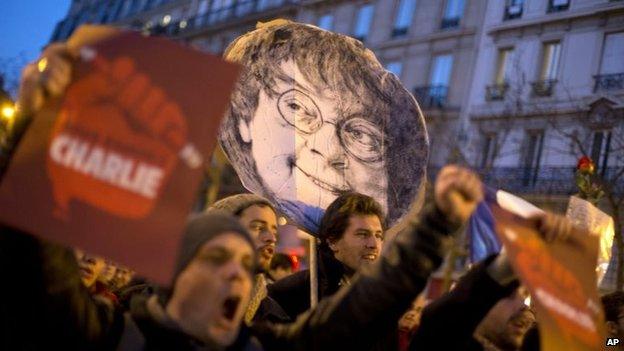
[0,26,240,284]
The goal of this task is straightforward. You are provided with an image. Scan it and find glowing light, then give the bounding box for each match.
[37,57,48,73]
[1,104,15,121]
[162,15,171,25]
[278,216,288,226]
[179,20,188,28]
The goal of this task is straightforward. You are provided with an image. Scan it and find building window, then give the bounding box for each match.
[208,0,234,25]
[480,134,497,168]
[548,0,570,13]
[495,48,514,84]
[257,0,285,11]
[317,13,334,31]
[128,0,144,15]
[414,54,453,108]
[521,130,544,186]
[591,130,612,173]
[595,32,624,92]
[441,0,464,29]
[540,41,561,81]
[504,0,524,20]
[487,48,513,100]
[353,4,375,41]
[392,0,417,38]
[385,61,403,78]
[532,41,561,96]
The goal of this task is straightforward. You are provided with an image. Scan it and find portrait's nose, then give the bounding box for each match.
[308,123,348,170]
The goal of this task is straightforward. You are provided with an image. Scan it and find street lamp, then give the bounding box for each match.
[1,103,15,122]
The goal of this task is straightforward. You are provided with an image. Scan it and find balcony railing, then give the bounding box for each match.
[531,79,557,97]
[154,0,299,35]
[440,17,460,29]
[413,85,448,109]
[594,73,624,92]
[391,27,408,38]
[503,4,523,20]
[485,83,509,101]
[428,166,624,196]
[547,0,570,13]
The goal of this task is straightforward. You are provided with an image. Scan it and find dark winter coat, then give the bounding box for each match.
[409,256,521,351]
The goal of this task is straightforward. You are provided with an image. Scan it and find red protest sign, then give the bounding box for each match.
[491,204,605,351]
[0,26,240,285]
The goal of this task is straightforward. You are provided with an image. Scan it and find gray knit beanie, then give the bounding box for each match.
[208,193,275,216]
[173,211,256,281]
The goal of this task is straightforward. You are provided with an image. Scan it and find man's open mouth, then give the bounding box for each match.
[260,245,275,259]
[292,162,350,195]
[222,295,241,321]
[361,254,378,261]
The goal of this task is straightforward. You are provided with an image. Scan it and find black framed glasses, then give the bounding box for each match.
[277,88,385,163]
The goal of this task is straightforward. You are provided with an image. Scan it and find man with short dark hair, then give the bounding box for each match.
[268,192,385,320]
[602,291,624,350]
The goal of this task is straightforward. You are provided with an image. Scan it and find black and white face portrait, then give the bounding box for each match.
[220,20,428,227]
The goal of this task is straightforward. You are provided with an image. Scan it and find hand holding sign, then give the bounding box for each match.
[16,43,76,117]
[491,204,605,351]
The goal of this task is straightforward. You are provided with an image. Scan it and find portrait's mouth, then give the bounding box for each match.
[289,158,350,195]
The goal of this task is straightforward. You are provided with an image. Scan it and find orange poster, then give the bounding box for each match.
[0,26,240,284]
[491,204,606,351]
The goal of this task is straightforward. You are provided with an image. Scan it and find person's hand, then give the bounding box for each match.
[531,212,575,242]
[16,43,76,116]
[434,165,483,223]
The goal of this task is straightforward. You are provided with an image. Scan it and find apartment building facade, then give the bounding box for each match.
[464,0,624,208]
[50,0,624,208]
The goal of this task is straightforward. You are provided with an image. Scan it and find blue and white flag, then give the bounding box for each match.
[468,186,543,263]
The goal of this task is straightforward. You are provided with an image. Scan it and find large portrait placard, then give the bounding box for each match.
[219,20,428,229]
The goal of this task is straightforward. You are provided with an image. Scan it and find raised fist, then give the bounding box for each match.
[434,165,483,223]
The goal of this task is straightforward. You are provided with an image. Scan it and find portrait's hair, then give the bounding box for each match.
[269,252,294,271]
[317,192,386,247]
[220,19,428,225]
[602,291,624,322]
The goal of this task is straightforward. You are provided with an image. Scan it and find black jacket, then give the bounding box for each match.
[267,245,346,320]
[0,203,458,350]
[410,256,520,351]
